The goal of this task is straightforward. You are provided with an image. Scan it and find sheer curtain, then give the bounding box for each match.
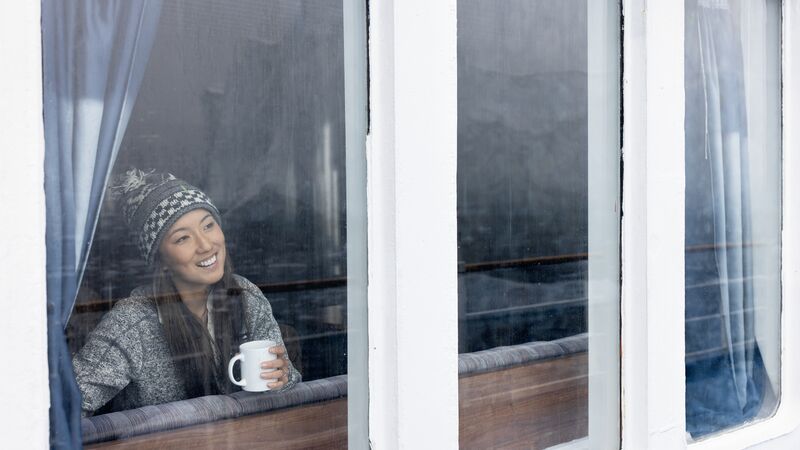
[685,0,781,437]
[697,0,755,412]
[42,1,162,447]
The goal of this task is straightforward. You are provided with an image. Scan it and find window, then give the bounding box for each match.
[457,0,620,447]
[684,0,782,439]
[5,0,797,448]
[43,0,367,446]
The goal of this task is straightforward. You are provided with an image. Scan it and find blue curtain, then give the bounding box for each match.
[42,1,162,447]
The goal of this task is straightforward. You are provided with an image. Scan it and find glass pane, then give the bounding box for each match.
[684,0,782,439]
[457,1,620,448]
[45,0,367,447]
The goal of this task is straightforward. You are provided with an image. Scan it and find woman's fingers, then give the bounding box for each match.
[258,346,290,388]
[268,378,286,389]
[260,366,289,380]
[268,368,290,389]
[260,367,282,379]
[260,357,286,370]
[260,366,290,388]
[269,345,287,356]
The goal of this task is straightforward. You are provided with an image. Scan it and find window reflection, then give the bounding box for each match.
[457,0,620,448]
[56,0,358,445]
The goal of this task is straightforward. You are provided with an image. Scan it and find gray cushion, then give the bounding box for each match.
[458,333,588,376]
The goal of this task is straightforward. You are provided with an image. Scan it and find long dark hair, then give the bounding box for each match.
[152,253,247,398]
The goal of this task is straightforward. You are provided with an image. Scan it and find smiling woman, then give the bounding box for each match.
[72,169,300,415]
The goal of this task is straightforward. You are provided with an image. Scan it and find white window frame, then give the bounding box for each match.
[620,0,800,449]
[0,1,50,448]
[3,0,800,448]
[692,0,800,447]
[366,0,459,448]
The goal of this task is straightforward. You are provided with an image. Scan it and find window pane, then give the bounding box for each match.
[457,1,620,448]
[45,0,367,446]
[684,0,782,439]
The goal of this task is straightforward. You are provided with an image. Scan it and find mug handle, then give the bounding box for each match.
[228,353,246,387]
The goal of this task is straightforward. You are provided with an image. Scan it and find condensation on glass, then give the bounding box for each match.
[684,0,782,440]
[50,0,367,447]
[457,1,620,448]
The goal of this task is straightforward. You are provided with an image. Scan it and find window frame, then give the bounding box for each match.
[621,0,800,448]
[685,0,800,447]
[0,1,50,447]
[4,0,800,447]
[366,0,460,448]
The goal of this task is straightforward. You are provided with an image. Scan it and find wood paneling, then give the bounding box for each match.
[87,399,347,450]
[459,352,588,450]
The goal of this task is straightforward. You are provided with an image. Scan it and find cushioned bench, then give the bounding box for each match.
[459,333,589,449]
[458,332,588,376]
[82,375,348,445]
[83,333,588,447]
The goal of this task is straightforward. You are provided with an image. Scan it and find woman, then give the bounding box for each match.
[73,169,300,415]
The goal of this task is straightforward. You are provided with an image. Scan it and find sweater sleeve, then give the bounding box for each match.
[72,299,147,415]
[236,275,302,390]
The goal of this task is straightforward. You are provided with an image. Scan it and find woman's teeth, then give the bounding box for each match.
[197,254,217,267]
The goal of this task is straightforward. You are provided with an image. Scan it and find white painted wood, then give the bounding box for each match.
[620,0,651,447]
[0,2,50,448]
[587,0,621,448]
[366,0,399,447]
[367,1,459,449]
[621,0,687,448]
[644,0,687,447]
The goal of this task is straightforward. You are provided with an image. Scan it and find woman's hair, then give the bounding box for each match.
[152,252,247,398]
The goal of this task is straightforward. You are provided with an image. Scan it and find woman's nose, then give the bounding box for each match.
[196,233,213,252]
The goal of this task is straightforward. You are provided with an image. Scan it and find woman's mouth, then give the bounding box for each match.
[197,253,217,268]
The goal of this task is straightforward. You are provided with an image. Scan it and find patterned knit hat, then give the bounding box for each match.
[109,168,222,265]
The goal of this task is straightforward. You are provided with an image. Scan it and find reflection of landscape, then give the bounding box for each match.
[457,0,589,353]
[459,262,587,353]
[456,4,591,446]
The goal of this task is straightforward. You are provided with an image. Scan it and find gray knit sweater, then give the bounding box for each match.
[73,275,301,415]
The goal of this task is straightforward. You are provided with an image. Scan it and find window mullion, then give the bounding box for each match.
[0,1,50,447]
[621,0,687,448]
[367,0,459,449]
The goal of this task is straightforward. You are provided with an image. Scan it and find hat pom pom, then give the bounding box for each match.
[108,168,154,198]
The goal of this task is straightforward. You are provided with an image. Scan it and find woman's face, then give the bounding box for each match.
[158,209,226,294]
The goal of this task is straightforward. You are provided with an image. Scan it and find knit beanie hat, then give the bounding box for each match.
[109,168,222,265]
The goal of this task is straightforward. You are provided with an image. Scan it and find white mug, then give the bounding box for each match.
[228,340,277,392]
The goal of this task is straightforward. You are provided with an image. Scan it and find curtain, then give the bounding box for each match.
[738,0,782,405]
[42,1,162,447]
[696,0,755,412]
[686,0,782,437]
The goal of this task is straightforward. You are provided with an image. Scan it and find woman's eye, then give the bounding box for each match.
[174,235,189,244]
[204,221,215,230]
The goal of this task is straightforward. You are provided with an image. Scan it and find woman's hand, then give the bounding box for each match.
[260,345,290,390]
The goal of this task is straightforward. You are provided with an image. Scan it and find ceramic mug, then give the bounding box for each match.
[228,339,277,392]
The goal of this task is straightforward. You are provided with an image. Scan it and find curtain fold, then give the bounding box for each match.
[696,0,755,411]
[42,1,162,447]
